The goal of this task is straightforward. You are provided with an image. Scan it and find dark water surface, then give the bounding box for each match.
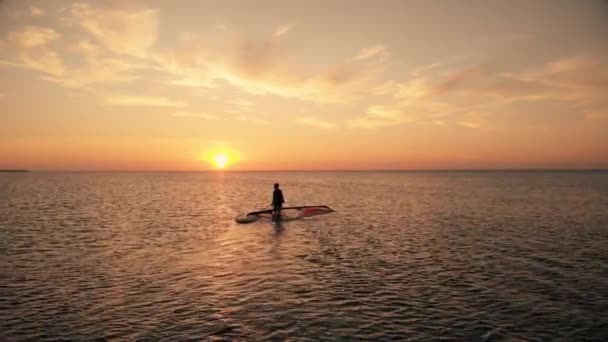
[1,171,608,341]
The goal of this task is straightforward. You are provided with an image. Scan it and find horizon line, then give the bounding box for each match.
[4,168,608,173]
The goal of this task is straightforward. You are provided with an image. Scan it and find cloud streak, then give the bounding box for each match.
[30,6,44,17]
[348,57,608,129]
[351,45,390,62]
[105,95,185,107]
[70,2,159,57]
[296,117,335,129]
[171,111,217,119]
[8,26,59,48]
[273,23,294,37]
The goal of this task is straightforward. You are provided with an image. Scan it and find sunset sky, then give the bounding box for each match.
[1,0,607,170]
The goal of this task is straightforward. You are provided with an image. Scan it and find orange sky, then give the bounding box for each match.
[1,0,607,170]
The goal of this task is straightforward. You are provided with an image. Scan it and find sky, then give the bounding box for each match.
[1,0,607,171]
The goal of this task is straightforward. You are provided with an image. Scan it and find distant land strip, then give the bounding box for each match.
[0,170,30,172]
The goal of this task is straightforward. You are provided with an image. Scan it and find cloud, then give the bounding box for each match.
[349,56,608,129]
[296,117,335,129]
[348,116,397,129]
[524,57,608,93]
[0,14,155,89]
[1,26,65,77]
[236,116,268,124]
[229,37,288,78]
[1,14,386,105]
[366,104,405,121]
[460,122,481,128]
[30,6,45,17]
[418,57,608,103]
[273,23,295,37]
[223,99,255,114]
[66,40,145,85]
[35,58,141,89]
[7,26,59,48]
[0,60,21,68]
[171,111,217,119]
[155,37,392,103]
[459,112,483,128]
[21,51,66,76]
[105,95,185,107]
[70,2,159,57]
[351,45,390,62]
[419,67,552,101]
[347,102,419,129]
[232,99,253,107]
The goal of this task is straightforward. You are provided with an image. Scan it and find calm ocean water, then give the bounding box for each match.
[1,171,607,341]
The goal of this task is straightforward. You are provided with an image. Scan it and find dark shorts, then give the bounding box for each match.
[273,204,282,211]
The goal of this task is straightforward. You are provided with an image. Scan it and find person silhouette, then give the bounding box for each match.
[271,183,285,221]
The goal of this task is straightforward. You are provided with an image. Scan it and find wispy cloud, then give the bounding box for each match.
[70,3,159,57]
[349,56,608,129]
[105,95,185,107]
[296,117,335,129]
[22,51,66,76]
[1,26,66,77]
[156,34,391,103]
[273,23,294,37]
[348,116,396,129]
[0,60,22,68]
[30,6,45,17]
[171,111,217,119]
[351,45,390,62]
[458,112,486,128]
[348,103,412,129]
[0,13,154,89]
[224,99,255,114]
[236,116,268,124]
[7,26,59,48]
[460,121,481,128]
[2,3,392,105]
[232,99,253,107]
[524,57,608,94]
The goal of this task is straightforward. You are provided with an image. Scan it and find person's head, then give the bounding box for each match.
[274,183,279,189]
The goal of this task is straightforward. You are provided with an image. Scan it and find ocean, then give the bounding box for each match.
[1,171,607,340]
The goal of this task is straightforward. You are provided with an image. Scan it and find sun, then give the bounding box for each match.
[213,154,229,169]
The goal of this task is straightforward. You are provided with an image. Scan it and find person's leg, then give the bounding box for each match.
[272,204,279,221]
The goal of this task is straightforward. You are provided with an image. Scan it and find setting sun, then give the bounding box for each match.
[213,154,229,169]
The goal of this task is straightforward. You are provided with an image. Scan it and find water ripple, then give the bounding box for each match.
[1,171,608,340]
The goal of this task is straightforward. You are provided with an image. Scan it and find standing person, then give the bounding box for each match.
[271,183,285,221]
